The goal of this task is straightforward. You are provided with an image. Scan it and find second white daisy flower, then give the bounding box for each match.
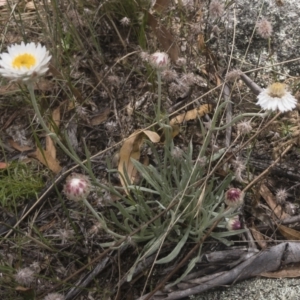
[257,82,297,112]
[0,42,51,83]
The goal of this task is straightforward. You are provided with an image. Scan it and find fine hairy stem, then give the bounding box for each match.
[213,111,270,131]
[82,198,124,239]
[156,70,162,123]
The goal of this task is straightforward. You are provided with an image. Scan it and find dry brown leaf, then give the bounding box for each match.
[259,184,289,220]
[15,286,33,292]
[197,34,206,52]
[30,106,62,173]
[0,162,9,169]
[249,224,268,249]
[147,12,179,62]
[170,104,213,126]
[51,106,61,128]
[46,106,61,160]
[30,147,62,174]
[8,139,33,152]
[2,111,20,130]
[25,1,36,11]
[90,107,110,126]
[152,0,170,13]
[277,224,300,241]
[169,104,212,138]
[118,130,160,193]
[39,218,56,232]
[261,263,300,278]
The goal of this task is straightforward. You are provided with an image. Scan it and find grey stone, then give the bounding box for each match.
[193,277,300,300]
[210,0,300,79]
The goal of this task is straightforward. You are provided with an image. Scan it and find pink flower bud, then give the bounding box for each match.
[226,216,242,231]
[63,173,91,201]
[225,188,244,208]
[149,52,170,70]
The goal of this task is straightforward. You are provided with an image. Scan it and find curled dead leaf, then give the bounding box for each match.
[170,104,213,126]
[277,224,300,241]
[90,107,110,126]
[118,130,160,193]
[169,104,213,137]
[261,263,300,278]
[29,106,62,174]
[259,184,290,220]
[0,162,9,169]
[249,224,268,249]
[29,147,62,174]
[25,1,36,11]
[152,0,170,13]
[8,139,32,152]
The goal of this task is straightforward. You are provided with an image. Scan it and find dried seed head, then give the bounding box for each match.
[232,158,246,183]
[169,82,182,96]
[120,17,130,26]
[149,52,170,70]
[190,23,202,35]
[176,57,187,66]
[275,188,288,205]
[182,0,194,11]
[30,261,41,273]
[88,223,102,236]
[140,51,150,62]
[285,202,298,215]
[256,18,273,39]
[107,75,120,87]
[75,105,88,120]
[209,0,224,19]
[63,173,91,201]
[15,267,35,286]
[171,146,184,158]
[225,69,241,82]
[237,121,252,135]
[181,72,196,86]
[57,228,75,245]
[161,69,178,82]
[225,188,244,208]
[226,216,242,231]
[212,25,221,36]
[44,293,65,300]
[105,121,118,133]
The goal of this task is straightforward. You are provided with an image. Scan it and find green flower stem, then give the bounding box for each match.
[82,198,124,239]
[213,111,270,131]
[28,84,125,239]
[27,83,88,172]
[156,70,162,123]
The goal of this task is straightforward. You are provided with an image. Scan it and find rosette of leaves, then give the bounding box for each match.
[107,132,244,284]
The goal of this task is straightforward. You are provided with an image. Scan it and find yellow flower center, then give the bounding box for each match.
[268,82,286,98]
[12,53,36,69]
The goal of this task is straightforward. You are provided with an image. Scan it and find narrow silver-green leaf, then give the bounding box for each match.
[156,225,191,264]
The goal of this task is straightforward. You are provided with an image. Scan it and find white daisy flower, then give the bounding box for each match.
[0,42,51,83]
[257,83,297,112]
